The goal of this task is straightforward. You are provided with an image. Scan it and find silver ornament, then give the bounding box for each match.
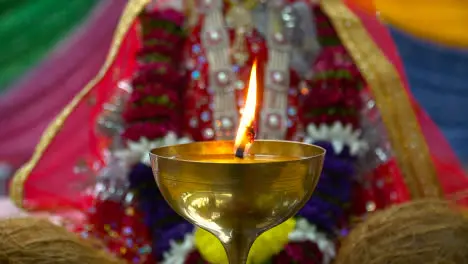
[96,85,130,137]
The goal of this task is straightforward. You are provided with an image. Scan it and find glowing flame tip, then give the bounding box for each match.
[234,61,258,157]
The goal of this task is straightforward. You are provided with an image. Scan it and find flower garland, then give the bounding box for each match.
[288,218,336,263]
[122,8,186,141]
[304,122,368,156]
[302,6,364,130]
[115,132,191,166]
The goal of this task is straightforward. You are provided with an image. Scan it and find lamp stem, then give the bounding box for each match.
[222,232,256,264]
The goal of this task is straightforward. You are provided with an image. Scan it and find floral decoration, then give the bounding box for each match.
[122,8,186,141]
[304,122,368,156]
[114,132,191,166]
[81,3,405,264]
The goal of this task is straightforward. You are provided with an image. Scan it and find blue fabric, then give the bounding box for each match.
[389,27,468,163]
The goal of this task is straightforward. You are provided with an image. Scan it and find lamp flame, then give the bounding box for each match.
[234,61,258,158]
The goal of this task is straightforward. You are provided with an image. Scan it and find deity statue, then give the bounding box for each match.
[9,0,468,263]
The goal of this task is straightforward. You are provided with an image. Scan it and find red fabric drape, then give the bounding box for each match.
[21,20,140,210]
[346,1,468,205]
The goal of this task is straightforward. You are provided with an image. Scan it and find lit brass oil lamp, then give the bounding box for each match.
[150,62,325,264]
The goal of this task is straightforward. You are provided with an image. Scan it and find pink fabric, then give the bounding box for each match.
[346,2,468,204]
[0,0,127,168]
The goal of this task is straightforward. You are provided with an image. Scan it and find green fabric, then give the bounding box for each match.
[0,0,99,91]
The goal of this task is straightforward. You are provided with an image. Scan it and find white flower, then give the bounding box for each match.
[161,233,195,264]
[304,122,368,156]
[117,80,133,93]
[114,132,192,166]
[289,218,336,264]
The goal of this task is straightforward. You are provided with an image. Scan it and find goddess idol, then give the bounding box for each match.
[8,0,468,263]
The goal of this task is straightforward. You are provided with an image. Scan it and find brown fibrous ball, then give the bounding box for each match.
[336,199,468,264]
[0,217,123,264]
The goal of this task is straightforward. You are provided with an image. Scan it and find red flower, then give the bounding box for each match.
[302,39,365,128]
[272,242,324,264]
[142,28,184,43]
[128,85,179,105]
[143,9,185,27]
[123,104,175,123]
[87,199,124,235]
[132,63,181,87]
[123,122,176,141]
[185,251,209,264]
[77,195,155,264]
[137,44,181,61]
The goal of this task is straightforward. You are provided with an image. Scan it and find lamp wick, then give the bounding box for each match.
[235,148,245,159]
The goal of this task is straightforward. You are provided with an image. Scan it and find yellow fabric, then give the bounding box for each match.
[194,218,296,264]
[321,0,443,198]
[346,0,376,16]
[374,0,468,48]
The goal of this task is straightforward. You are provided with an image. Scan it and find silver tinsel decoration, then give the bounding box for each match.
[251,2,321,78]
[95,81,133,200]
[93,157,129,201]
[75,81,133,200]
[282,2,321,78]
[96,81,132,140]
[358,92,394,176]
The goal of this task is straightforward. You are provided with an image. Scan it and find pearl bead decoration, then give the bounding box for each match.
[267,114,281,129]
[203,128,214,139]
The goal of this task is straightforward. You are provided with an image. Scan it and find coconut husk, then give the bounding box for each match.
[0,217,123,264]
[335,199,468,264]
